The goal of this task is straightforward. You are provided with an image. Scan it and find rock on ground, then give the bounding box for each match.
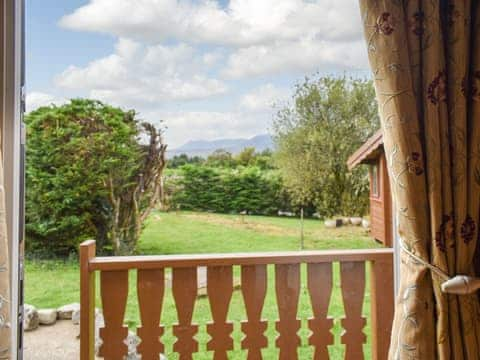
[57,303,80,320]
[350,217,363,226]
[24,304,39,332]
[38,309,57,325]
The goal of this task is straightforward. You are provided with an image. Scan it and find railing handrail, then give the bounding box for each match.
[88,247,393,271]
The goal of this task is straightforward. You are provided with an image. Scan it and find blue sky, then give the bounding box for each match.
[26,0,370,148]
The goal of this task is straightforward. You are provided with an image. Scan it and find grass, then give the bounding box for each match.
[25,211,381,359]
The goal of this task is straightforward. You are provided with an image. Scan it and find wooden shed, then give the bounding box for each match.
[347,130,394,247]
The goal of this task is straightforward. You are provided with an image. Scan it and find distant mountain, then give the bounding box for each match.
[168,134,274,158]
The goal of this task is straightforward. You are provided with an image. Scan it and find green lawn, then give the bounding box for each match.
[26,211,380,359]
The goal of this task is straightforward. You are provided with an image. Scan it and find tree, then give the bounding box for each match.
[26,99,167,255]
[206,149,236,167]
[236,147,256,166]
[273,76,379,218]
[169,154,204,168]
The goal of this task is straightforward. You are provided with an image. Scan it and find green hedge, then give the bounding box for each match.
[165,165,292,215]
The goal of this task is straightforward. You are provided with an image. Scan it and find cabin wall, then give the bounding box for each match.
[369,153,393,247]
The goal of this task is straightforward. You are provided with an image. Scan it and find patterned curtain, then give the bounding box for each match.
[359,1,480,359]
[0,144,9,357]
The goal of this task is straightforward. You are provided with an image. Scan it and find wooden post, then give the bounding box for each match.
[80,240,96,360]
[300,208,304,250]
[370,254,394,360]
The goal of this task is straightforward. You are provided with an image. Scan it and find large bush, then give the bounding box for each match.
[167,165,291,215]
[26,99,166,256]
[273,76,379,217]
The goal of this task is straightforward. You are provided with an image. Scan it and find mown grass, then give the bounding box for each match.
[26,211,380,359]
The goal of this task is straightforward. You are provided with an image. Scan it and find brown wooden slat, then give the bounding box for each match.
[80,240,96,360]
[241,265,268,360]
[370,257,394,360]
[207,266,234,360]
[275,264,301,360]
[307,263,334,360]
[89,249,394,271]
[99,270,129,359]
[172,267,198,360]
[340,262,366,360]
[137,269,165,360]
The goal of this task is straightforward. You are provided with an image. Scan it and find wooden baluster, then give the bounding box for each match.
[241,265,268,360]
[80,240,96,360]
[370,256,394,360]
[340,262,366,360]
[172,267,198,359]
[137,269,165,360]
[307,263,334,360]
[207,266,234,360]
[275,264,301,360]
[99,270,129,359]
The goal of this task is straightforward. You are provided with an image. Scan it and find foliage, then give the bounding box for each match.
[273,76,379,217]
[205,149,236,167]
[167,165,291,215]
[168,153,204,168]
[236,147,256,166]
[26,99,166,256]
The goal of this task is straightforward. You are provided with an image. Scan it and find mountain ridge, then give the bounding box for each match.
[168,134,273,158]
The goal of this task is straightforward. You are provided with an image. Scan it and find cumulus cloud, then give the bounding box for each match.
[26,92,67,113]
[59,0,367,79]
[223,38,368,79]
[240,84,290,112]
[55,39,227,106]
[60,0,363,47]
[146,110,272,148]
[50,0,370,146]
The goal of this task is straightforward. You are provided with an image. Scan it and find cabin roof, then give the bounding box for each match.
[347,129,384,170]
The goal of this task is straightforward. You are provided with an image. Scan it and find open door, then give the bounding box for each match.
[2,0,25,358]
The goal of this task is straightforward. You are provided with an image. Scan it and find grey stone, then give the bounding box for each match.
[94,311,104,355]
[324,219,337,228]
[38,309,57,325]
[125,331,141,359]
[24,304,40,331]
[57,303,79,320]
[350,217,363,226]
[362,219,371,229]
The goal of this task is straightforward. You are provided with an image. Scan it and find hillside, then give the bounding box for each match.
[168,134,273,158]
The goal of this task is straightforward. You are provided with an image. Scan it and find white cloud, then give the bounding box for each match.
[55,39,227,106]
[223,38,369,79]
[59,0,368,79]
[26,92,67,113]
[240,84,289,112]
[50,0,370,146]
[147,109,273,148]
[59,0,363,47]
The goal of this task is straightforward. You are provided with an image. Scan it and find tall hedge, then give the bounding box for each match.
[168,165,291,215]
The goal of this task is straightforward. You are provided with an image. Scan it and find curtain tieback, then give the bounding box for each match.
[400,237,480,295]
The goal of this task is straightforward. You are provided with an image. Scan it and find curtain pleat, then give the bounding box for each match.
[359,0,480,358]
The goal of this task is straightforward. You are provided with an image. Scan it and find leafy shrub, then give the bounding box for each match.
[167,165,292,215]
[26,99,166,256]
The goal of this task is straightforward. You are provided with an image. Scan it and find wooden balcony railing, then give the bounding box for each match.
[80,240,394,360]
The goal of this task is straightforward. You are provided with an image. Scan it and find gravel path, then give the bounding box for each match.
[24,320,79,360]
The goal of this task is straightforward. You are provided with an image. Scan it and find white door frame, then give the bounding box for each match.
[4,0,24,358]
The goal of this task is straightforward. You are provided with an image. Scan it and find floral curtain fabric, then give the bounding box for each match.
[0,146,9,357]
[359,0,480,359]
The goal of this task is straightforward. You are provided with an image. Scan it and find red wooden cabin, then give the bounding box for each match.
[348,130,394,247]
